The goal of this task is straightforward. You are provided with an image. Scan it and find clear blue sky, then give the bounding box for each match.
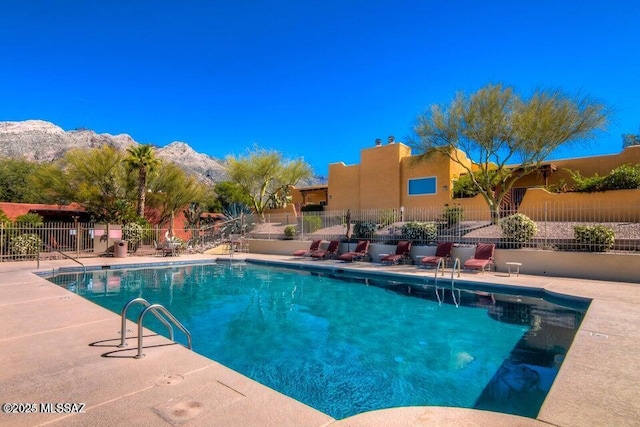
[1,1,638,178]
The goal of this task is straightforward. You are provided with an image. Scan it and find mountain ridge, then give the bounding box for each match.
[0,120,229,181]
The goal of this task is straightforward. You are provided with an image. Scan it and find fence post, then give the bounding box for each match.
[75,218,80,258]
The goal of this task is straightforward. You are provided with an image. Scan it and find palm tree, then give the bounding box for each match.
[125,144,160,218]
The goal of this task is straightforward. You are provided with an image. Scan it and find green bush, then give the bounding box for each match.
[452,174,480,198]
[302,216,322,233]
[122,223,144,246]
[10,233,43,255]
[15,213,44,225]
[378,209,397,228]
[574,225,615,252]
[568,164,640,192]
[441,205,464,227]
[353,220,376,239]
[400,222,437,244]
[499,214,538,243]
[284,225,297,239]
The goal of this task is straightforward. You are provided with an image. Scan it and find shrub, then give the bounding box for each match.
[353,220,376,239]
[400,222,437,244]
[15,213,44,225]
[441,205,464,227]
[10,233,43,255]
[568,164,640,192]
[284,225,296,240]
[302,216,322,233]
[378,209,397,228]
[574,225,615,252]
[452,174,480,198]
[122,223,144,246]
[499,214,538,243]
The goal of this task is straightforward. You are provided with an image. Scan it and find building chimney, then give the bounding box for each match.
[388,135,395,144]
[375,138,382,146]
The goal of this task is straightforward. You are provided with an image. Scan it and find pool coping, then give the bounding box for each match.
[1,253,638,426]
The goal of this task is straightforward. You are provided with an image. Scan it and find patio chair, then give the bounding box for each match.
[338,240,370,262]
[293,239,322,257]
[380,241,412,265]
[463,243,495,273]
[420,242,454,268]
[310,240,340,260]
[153,240,164,257]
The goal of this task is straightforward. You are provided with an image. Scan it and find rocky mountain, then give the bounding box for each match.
[0,120,229,181]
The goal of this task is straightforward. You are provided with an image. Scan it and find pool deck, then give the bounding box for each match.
[0,253,638,426]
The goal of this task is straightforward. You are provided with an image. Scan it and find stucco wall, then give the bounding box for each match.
[514,145,640,188]
[247,239,640,283]
[327,163,361,210]
[492,249,640,284]
[360,143,411,209]
[399,151,452,209]
[518,188,640,222]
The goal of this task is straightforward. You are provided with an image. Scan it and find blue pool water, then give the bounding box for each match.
[49,262,587,420]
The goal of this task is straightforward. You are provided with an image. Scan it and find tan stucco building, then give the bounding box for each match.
[319,140,640,213]
[326,141,472,210]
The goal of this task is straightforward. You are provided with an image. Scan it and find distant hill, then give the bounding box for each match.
[0,120,229,182]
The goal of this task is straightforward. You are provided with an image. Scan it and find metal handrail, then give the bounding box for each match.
[135,304,192,359]
[435,258,445,278]
[451,258,461,307]
[38,248,86,273]
[118,298,175,348]
[434,285,444,306]
[451,258,461,280]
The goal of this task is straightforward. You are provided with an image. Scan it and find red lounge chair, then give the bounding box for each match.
[293,240,322,256]
[338,240,370,262]
[380,241,412,265]
[311,240,340,260]
[463,243,495,273]
[420,242,454,268]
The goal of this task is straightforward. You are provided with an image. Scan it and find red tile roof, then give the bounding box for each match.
[0,202,85,221]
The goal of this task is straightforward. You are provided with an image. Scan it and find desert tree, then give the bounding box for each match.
[34,146,135,222]
[412,84,609,222]
[147,162,210,235]
[226,146,313,219]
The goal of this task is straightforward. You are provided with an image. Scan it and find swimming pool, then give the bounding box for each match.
[49,262,588,420]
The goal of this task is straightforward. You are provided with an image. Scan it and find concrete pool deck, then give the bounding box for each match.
[0,253,638,426]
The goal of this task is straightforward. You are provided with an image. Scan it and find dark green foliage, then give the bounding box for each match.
[15,213,44,225]
[452,173,481,198]
[283,225,296,239]
[0,158,49,203]
[400,222,437,244]
[213,181,253,211]
[441,205,464,227]
[302,216,322,233]
[353,220,376,239]
[574,225,615,252]
[568,164,640,192]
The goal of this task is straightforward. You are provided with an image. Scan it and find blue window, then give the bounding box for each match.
[408,177,437,195]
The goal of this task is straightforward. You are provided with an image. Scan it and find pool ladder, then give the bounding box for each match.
[118,297,192,359]
[434,258,461,307]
